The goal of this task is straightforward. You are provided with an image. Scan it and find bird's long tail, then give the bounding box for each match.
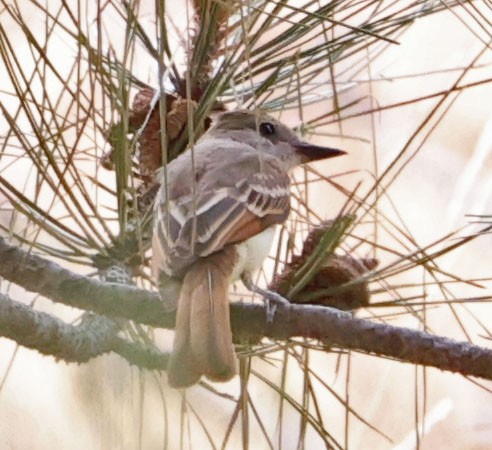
[167,247,238,388]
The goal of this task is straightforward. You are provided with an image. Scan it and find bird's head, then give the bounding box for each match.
[207,110,346,170]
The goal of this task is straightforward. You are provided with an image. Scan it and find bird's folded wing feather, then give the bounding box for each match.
[153,148,290,275]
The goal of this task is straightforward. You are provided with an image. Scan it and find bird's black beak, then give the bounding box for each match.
[293,141,346,161]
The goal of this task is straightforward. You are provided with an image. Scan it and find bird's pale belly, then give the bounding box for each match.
[230,226,276,281]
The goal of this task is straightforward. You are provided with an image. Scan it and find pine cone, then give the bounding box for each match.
[270,224,378,311]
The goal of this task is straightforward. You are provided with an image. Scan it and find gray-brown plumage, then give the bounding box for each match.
[152,110,345,388]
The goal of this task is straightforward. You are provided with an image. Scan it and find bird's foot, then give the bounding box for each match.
[241,273,289,322]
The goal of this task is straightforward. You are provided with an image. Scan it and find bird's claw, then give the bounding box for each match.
[241,273,289,322]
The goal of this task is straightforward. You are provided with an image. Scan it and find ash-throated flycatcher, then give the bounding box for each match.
[152,110,345,388]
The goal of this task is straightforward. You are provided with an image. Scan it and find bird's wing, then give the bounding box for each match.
[153,148,290,276]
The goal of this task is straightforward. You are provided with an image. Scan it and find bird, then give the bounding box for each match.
[152,109,346,388]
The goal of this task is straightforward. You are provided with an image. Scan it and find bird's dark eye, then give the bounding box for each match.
[259,122,275,136]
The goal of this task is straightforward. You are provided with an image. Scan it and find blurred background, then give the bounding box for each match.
[0,1,491,449]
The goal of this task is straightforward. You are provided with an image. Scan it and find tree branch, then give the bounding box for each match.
[0,292,171,369]
[0,235,172,327]
[1,235,492,380]
[0,292,118,362]
[231,304,492,379]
